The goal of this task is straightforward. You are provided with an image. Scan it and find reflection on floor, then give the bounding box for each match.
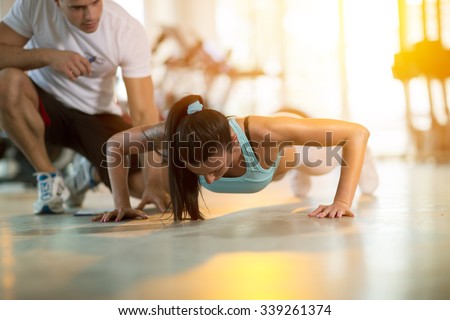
[0,161,450,299]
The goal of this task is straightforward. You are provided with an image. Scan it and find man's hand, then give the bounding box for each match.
[49,50,92,80]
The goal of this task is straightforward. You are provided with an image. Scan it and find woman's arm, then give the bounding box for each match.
[93,123,166,222]
[256,116,370,218]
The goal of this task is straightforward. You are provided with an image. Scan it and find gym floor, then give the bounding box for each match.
[0,160,449,300]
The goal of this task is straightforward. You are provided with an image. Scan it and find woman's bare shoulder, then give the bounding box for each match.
[141,121,166,140]
[234,115,277,140]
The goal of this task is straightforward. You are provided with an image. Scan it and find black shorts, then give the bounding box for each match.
[34,83,140,188]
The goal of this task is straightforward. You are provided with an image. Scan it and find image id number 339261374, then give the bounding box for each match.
[259,304,332,316]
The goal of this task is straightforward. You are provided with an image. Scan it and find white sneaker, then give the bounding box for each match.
[33,172,65,214]
[291,170,312,198]
[358,148,379,195]
[64,154,99,208]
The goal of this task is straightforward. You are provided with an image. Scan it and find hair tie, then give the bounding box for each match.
[187,101,203,115]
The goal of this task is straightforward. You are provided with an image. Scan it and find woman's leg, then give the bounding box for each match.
[274,145,340,197]
[357,147,379,194]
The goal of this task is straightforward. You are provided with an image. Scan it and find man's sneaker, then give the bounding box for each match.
[33,172,65,214]
[64,154,99,208]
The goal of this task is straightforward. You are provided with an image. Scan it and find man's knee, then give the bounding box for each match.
[0,68,36,111]
[0,68,27,89]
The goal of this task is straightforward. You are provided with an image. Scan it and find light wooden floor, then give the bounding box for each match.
[0,160,449,299]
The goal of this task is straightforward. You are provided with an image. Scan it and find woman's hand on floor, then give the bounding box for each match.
[92,207,148,222]
[136,186,171,213]
[308,201,354,218]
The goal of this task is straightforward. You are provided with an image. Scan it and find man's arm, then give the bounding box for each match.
[0,21,39,70]
[0,22,91,78]
[122,76,160,126]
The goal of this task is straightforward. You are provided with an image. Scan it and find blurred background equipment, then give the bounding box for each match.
[393,0,450,162]
[149,26,269,116]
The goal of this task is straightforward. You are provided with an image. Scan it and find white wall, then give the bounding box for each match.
[175,0,217,43]
[1,0,15,18]
[144,0,217,43]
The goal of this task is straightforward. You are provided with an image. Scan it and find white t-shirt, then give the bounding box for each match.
[3,0,152,115]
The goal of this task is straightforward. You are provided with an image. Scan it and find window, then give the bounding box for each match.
[215,0,405,156]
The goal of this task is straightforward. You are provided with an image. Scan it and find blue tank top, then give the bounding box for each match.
[199,117,281,193]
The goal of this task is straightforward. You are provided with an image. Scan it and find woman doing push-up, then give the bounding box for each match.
[95,94,378,222]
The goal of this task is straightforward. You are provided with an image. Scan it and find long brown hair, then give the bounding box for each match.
[165,95,232,220]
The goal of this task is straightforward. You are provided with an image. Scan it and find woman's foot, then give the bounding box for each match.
[291,170,312,198]
[358,148,379,195]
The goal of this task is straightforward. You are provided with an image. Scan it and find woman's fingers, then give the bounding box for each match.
[308,205,325,217]
[115,210,125,222]
[91,215,103,222]
[102,211,116,222]
[308,204,354,218]
[135,210,149,220]
[91,208,149,223]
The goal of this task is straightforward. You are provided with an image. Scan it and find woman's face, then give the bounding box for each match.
[186,150,233,184]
